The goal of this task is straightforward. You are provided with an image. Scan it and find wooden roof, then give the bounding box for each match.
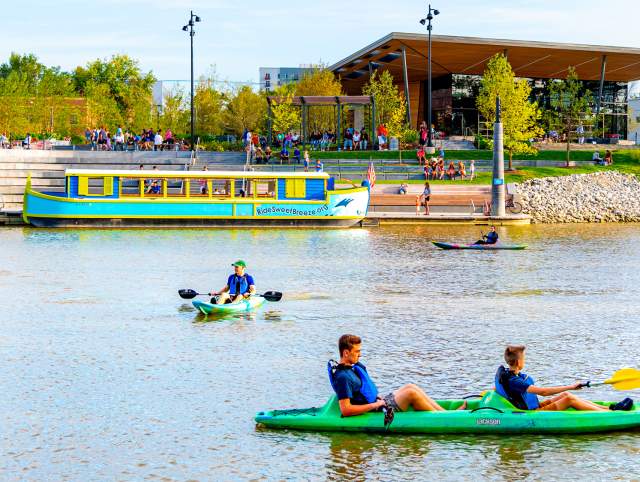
[330,32,640,91]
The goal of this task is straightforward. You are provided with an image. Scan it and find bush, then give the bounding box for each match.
[475,134,492,150]
[401,129,418,145]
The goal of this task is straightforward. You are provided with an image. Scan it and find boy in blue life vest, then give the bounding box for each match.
[209,260,256,304]
[496,345,633,411]
[328,334,467,417]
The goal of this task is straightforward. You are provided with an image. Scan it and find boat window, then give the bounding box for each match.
[120,177,144,196]
[166,178,187,196]
[234,179,252,198]
[255,179,277,199]
[211,179,232,197]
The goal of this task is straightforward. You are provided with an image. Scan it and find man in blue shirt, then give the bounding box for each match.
[209,260,256,304]
[330,334,467,417]
[475,225,499,245]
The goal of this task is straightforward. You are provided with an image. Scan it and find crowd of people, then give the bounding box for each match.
[84,127,190,151]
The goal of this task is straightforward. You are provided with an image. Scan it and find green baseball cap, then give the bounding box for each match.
[231,260,247,267]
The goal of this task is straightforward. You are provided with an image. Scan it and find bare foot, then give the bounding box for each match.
[457,400,468,410]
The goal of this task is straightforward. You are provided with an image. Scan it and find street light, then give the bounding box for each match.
[182,11,201,151]
[420,4,439,149]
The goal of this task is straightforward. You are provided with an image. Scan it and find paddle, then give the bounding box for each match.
[178,289,282,302]
[579,368,640,391]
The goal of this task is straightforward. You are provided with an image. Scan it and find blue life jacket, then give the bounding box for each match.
[486,231,499,244]
[228,274,249,295]
[327,360,379,403]
[495,366,540,410]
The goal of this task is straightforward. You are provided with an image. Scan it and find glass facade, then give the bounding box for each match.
[424,74,630,138]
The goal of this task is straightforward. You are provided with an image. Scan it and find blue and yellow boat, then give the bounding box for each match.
[23,169,370,227]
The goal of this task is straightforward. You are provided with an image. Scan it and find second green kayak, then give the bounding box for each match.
[193,296,266,314]
[255,391,640,434]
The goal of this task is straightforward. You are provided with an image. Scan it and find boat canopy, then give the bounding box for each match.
[64,169,330,179]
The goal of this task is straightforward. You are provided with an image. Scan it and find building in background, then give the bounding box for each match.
[330,33,640,140]
[259,66,316,92]
[629,98,640,144]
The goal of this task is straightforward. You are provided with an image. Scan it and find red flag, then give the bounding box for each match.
[366,161,376,188]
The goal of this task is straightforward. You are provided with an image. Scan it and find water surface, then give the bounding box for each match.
[1,224,639,480]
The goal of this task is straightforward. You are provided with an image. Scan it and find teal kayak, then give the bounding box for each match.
[193,296,266,314]
[255,391,640,434]
[432,241,527,250]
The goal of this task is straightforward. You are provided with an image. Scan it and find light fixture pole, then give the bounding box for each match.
[183,11,201,151]
[420,4,439,149]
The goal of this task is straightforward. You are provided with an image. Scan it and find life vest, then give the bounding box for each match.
[327,360,378,403]
[228,274,250,295]
[495,366,540,410]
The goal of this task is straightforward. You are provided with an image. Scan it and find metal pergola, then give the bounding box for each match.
[266,95,375,149]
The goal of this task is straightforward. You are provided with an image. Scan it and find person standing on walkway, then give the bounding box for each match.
[420,182,431,215]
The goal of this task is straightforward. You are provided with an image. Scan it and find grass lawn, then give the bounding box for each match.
[313,149,640,162]
[352,150,640,185]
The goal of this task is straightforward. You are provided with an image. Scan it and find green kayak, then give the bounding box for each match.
[255,391,640,434]
[193,296,265,314]
[432,241,527,250]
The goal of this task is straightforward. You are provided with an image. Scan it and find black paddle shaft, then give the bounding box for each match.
[178,289,282,302]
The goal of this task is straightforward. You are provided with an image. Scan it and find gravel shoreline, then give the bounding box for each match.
[516,171,640,223]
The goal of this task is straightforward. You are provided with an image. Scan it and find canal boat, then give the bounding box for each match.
[432,241,527,250]
[23,169,370,227]
[255,391,640,434]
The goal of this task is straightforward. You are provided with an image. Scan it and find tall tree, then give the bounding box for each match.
[270,83,301,136]
[74,54,155,129]
[194,76,226,137]
[548,67,593,166]
[160,86,189,135]
[362,70,407,138]
[294,68,343,134]
[477,53,543,168]
[223,85,267,136]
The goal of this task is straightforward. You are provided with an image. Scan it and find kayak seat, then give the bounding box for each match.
[479,391,521,411]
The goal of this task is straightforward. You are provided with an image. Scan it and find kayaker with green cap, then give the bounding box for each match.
[328,334,467,417]
[209,260,256,304]
[495,345,633,411]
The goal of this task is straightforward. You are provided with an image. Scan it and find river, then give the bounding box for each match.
[1,224,639,480]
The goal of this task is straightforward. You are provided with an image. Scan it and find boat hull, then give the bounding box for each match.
[193,297,265,314]
[432,241,527,250]
[23,186,369,228]
[256,393,640,434]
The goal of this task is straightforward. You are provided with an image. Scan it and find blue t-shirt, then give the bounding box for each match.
[332,367,368,405]
[486,231,498,244]
[226,273,255,295]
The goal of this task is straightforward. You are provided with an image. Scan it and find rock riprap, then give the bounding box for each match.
[516,171,640,223]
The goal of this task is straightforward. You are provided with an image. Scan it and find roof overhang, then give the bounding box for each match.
[330,32,640,90]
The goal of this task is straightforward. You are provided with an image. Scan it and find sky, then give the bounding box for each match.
[1,0,639,95]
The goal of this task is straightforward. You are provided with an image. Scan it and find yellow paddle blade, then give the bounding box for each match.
[604,368,640,391]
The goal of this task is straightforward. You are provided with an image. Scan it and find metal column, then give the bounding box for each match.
[401,46,412,127]
[596,55,607,117]
[336,96,341,150]
[491,96,505,217]
[267,99,272,146]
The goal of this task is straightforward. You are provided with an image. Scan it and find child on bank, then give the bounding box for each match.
[495,345,633,411]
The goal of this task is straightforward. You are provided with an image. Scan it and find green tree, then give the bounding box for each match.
[194,76,226,137]
[270,83,301,136]
[548,67,593,166]
[295,68,343,133]
[477,53,543,169]
[74,54,155,129]
[223,85,267,135]
[160,86,189,135]
[362,70,407,138]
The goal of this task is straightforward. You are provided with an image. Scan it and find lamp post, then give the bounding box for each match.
[420,4,439,150]
[182,11,201,151]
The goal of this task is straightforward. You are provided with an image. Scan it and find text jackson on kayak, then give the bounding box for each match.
[328,334,467,417]
[209,260,256,304]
